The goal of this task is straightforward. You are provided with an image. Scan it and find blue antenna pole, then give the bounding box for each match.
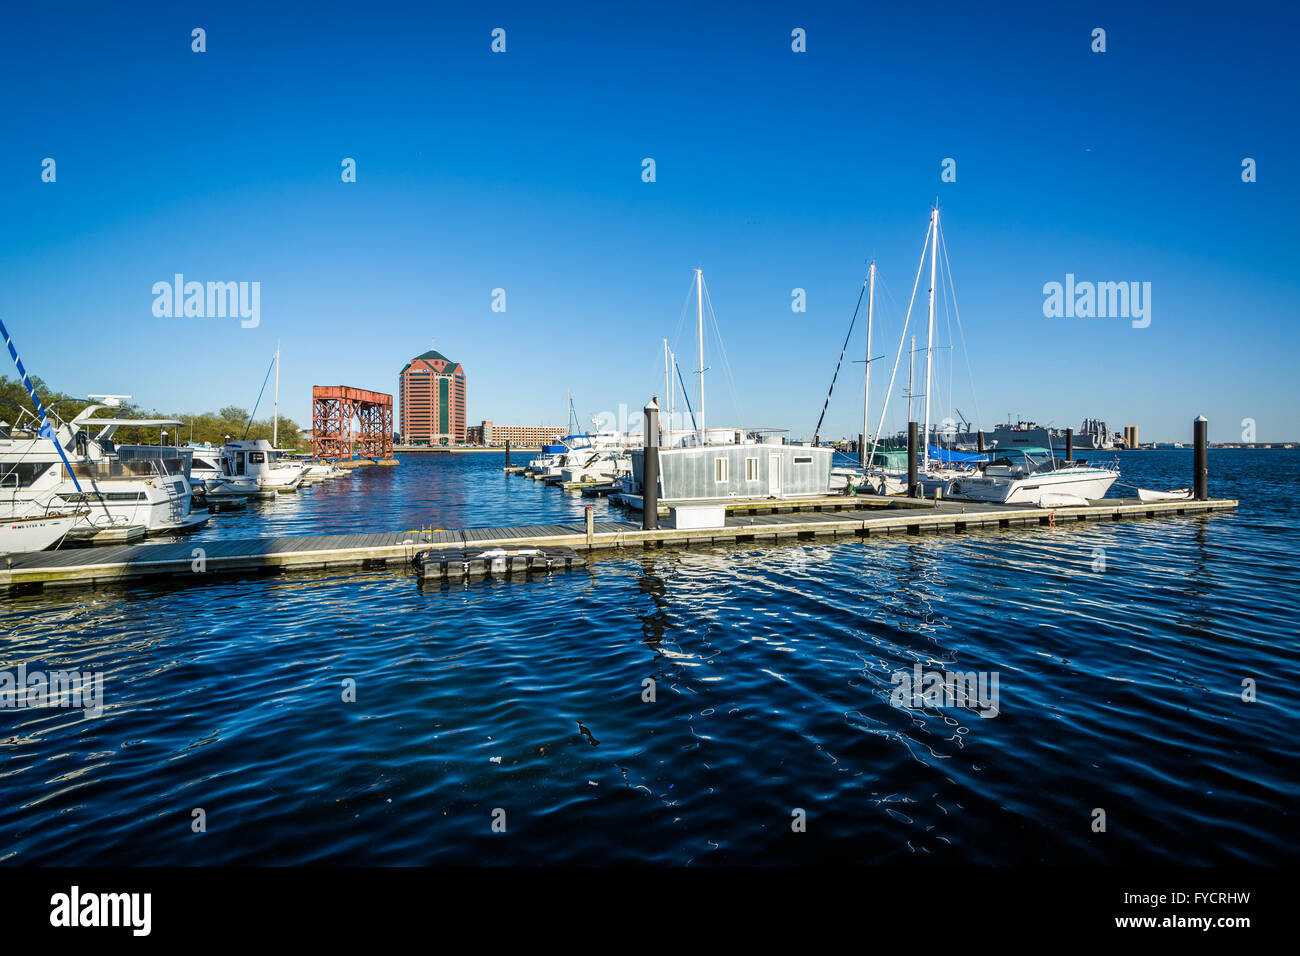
[0,318,84,492]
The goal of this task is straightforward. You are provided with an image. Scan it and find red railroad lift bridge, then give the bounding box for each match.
[311,385,393,462]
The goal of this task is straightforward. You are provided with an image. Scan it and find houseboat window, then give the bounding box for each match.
[248,452,266,464]
[714,458,728,482]
[745,457,759,481]
[794,456,813,464]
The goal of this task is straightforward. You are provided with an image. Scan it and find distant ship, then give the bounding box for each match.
[873,418,1124,452]
[874,418,1124,452]
[982,416,1118,450]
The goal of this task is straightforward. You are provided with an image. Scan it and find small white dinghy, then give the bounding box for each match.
[1137,487,1193,502]
[1037,492,1090,508]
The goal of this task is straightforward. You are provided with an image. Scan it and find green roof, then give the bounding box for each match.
[401,350,460,375]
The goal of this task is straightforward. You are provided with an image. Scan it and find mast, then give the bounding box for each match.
[922,207,938,471]
[696,268,706,446]
[906,334,915,429]
[861,260,876,469]
[273,340,280,447]
[663,338,671,444]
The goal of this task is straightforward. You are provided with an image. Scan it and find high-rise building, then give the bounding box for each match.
[399,348,466,445]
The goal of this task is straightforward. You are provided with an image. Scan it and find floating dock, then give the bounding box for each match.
[1,495,1236,593]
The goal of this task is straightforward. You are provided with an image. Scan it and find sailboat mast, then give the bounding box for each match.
[273,341,280,448]
[696,268,706,446]
[862,260,876,469]
[922,208,938,471]
[663,338,671,444]
[907,334,915,428]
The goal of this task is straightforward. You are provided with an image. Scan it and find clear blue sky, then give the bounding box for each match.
[2,0,1296,442]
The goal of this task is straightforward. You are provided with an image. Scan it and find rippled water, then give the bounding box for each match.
[1,450,1296,864]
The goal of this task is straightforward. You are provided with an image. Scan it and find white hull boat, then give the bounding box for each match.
[1,508,81,555]
[1137,487,1193,502]
[942,456,1118,506]
[1,401,207,535]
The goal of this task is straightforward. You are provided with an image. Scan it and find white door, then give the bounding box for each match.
[767,454,781,495]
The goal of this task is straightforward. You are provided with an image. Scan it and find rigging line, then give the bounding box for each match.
[673,360,698,431]
[242,354,278,440]
[665,276,697,378]
[700,276,744,435]
[938,218,984,435]
[868,216,932,467]
[812,271,869,444]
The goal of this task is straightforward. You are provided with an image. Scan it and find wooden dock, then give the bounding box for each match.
[1,495,1237,593]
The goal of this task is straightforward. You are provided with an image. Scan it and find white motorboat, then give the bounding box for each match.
[559,447,631,484]
[0,400,208,535]
[219,439,308,492]
[936,447,1119,506]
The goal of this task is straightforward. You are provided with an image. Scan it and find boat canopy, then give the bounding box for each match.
[927,444,988,463]
[988,446,1052,459]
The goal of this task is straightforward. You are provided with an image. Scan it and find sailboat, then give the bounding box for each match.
[627,270,833,506]
[902,207,1118,506]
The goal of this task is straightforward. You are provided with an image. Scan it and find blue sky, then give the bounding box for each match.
[1,0,1296,442]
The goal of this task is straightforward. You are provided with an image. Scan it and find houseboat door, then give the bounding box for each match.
[767,454,781,496]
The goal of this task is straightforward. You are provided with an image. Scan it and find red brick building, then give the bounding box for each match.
[466,420,567,446]
[399,349,466,445]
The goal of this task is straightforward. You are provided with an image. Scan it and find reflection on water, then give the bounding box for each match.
[0,451,1297,864]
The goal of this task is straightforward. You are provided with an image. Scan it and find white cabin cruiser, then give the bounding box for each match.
[0,400,207,536]
[933,447,1119,506]
[220,439,308,492]
[559,447,631,484]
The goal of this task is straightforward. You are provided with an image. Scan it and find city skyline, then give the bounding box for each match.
[1,1,1296,443]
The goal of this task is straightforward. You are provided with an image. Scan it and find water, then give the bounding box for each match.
[1,450,1296,864]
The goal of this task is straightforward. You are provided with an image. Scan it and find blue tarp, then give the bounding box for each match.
[927,444,988,463]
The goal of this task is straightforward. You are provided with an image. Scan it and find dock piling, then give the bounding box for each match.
[1194,416,1209,499]
[858,432,866,469]
[585,505,594,544]
[907,421,919,498]
[505,441,511,468]
[1065,428,1074,461]
[643,397,660,531]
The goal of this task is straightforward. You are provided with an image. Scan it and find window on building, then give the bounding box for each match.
[714,458,728,483]
[745,457,759,481]
[794,456,812,464]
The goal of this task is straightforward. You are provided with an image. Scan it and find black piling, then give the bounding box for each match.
[505,441,511,467]
[976,430,985,453]
[858,432,866,470]
[1065,428,1074,462]
[907,421,919,498]
[643,397,660,531]
[1194,416,1208,500]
